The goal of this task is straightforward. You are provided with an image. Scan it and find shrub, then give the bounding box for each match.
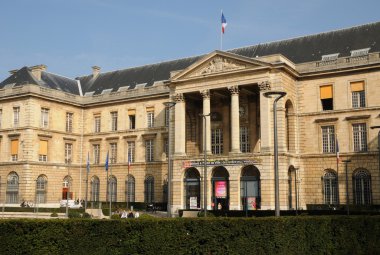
[50,212,58,217]
[68,211,81,218]
[82,212,91,219]
[110,214,120,219]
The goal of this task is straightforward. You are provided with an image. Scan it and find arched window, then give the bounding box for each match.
[36,175,47,204]
[62,176,73,200]
[240,166,260,210]
[144,176,154,203]
[353,169,371,205]
[91,176,100,202]
[7,172,19,204]
[323,170,338,205]
[212,167,230,210]
[183,168,201,209]
[107,175,117,202]
[125,175,135,202]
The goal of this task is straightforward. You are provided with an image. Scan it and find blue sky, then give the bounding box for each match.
[1,0,380,81]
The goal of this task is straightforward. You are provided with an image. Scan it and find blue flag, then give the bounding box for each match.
[105,151,109,171]
[86,152,90,173]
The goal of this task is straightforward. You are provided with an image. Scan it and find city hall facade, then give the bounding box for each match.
[1,21,380,213]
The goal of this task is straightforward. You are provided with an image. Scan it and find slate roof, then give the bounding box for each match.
[1,21,380,96]
[0,67,80,94]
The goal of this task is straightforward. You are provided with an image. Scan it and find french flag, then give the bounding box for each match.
[221,12,227,34]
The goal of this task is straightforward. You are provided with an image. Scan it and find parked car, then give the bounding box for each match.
[60,200,82,208]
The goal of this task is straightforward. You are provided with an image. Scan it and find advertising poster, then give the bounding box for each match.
[215,181,227,198]
[247,197,256,210]
[190,197,197,209]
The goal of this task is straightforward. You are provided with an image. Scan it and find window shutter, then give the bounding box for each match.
[39,140,48,155]
[11,140,18,154]
[320,85,333,99]
[351,81,364,92]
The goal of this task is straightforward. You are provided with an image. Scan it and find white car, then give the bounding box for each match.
[60,200,82,208]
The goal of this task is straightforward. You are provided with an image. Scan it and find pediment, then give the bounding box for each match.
[171,51,271,81]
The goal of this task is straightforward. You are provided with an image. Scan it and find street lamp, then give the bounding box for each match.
[263,91,287,217]
[342,159,351,215]
[163,101,176,218]
[199,113,211,217]
[370,126,380,198]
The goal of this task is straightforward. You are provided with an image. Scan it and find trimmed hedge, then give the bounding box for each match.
[0,216,379,254]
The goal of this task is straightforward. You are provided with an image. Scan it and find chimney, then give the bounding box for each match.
[29,64,47,81]
[92,66,101,78]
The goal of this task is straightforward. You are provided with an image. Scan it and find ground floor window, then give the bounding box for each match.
[7,172,19,204]
[62,176,73,200]
[91,176,100,202]
[36,175,47,204]
[240,165,260,210]
[211,167,229,210]
[353,169,371,205]
[323,170,338,205]
[125,175,135,202]
[107,176,117,202]
[144,176,154,203]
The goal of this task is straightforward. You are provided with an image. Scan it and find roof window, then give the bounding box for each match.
[321,53,339,61]
[350,48,370,57]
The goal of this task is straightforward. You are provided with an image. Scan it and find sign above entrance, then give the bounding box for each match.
[182,159,261,168]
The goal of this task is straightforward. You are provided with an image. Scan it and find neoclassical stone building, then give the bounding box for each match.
[1,21,380,213]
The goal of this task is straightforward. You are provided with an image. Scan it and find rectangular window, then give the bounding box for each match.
[110,143,117,163]
[13,107,20,127]
[163,138,169,157]
[165,106,170,127]
[111,112,118,131]
[94,115,101,133]
[65,143,73,164]
[322,126,335,153]
[39,140,48,162]
[66,112,73,132]
[11,139,18,161]
[127,141,135,163]
[145,139,154,162]
[351,81,365,108]
[353,123,367,152]
[93,144,100,164]
[147,107,154,128]
[41,108,49,128]
[240,126,250,153]
[320,85,333,111]
[211,128,223,155]
[129,115,135,129]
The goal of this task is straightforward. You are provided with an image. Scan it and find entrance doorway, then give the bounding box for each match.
[240,165,260,210]
[183,168,201,209]
[211,167,229,210]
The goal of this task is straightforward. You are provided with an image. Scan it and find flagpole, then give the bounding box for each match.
[220,10,223,50]
[109,157,112,218]
[336,137,340,206]
[127,160,130,210]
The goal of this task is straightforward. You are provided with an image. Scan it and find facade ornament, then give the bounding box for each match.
[200,89,210,99]
[228,85,239,95]
[258,81,271,91]
[190,57,246,77]
[173,93,185,102]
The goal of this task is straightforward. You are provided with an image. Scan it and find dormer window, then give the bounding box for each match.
[350,48,370,57]
[321,53,339,61]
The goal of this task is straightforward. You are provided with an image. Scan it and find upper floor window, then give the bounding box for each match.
[39,140,48,162]
[11,139,18,161]
[111,112,118,131]
[211,128,223,155]
[93,144,100,164]
[13,107,20,127]
[351,81,366,108]
[145,139,154,162]
[94,115,101,133]
[165,106,170,127]
[163,138,169,157]
[320,85,333,111]
[147,107,154,128]
[110,143,117,163]
[41,108,49,128]
[66,112,73,132]
[127,141,135,163]
[322,125,335,153]
[65,143,73,164]
[128,109,136,130]
[353,123,367,152]
[0,109,2,128]
[240,126,250,153]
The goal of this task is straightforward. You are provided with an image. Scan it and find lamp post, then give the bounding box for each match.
[342,159,351,215]
[370,126,380,198]
[263,91,286,217]
[163,101,176,218]
[199,113,211,217]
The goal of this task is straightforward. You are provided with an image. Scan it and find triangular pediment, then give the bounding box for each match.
[171,50,271,81]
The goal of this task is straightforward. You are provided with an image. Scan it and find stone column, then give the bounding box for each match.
[201,90,211,154]
[174,93,186,156]
[259,81,272,153]
[229,85,240,154]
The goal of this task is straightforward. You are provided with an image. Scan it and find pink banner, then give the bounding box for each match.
[215,181,227,198]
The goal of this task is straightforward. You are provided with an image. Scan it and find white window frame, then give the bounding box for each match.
[94,115,101,133]
[127,141,135,163]
[145,139,154,162]
[211,128,223,155]
[321,125,335,153]
[353,123,367,152]
[65,143,73,164]
[66,112,73,132]
[110,143,117,163]
[13,107,20,127]
[93,144,100,164]
[240,126,250,153]
[147,111,154,128]
[41,108,49,128]
[111,112,118,131]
